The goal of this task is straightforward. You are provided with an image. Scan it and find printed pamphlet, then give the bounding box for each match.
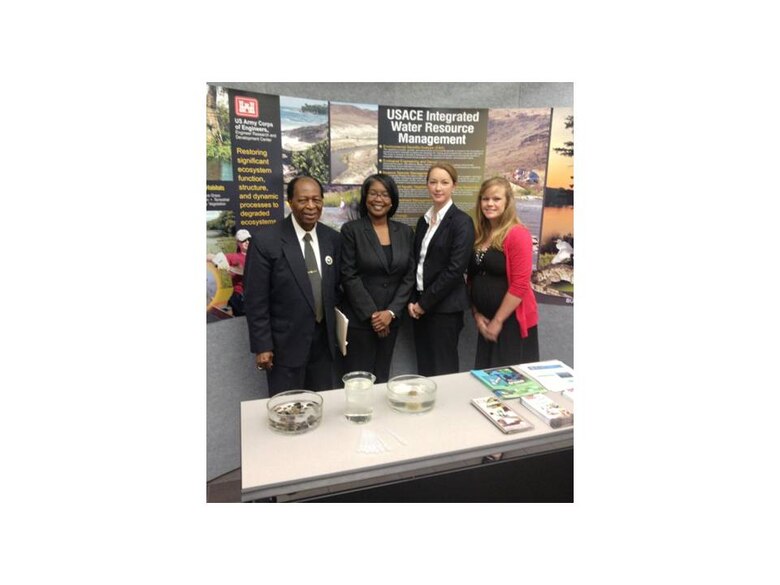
[471,396,534,434]
[520,393,574,429]
[470,366,546,399]
[515,360,574,393]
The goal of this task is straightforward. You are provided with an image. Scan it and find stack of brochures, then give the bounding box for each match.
[520,393,573,429]
[470,366,546,400]
[514,360,574,394]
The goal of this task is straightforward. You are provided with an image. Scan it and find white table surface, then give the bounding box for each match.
[240,370,574,501]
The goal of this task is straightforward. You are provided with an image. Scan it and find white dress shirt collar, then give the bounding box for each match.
[416,199,454,291]
[424,199,454,226]
[290,214,321,272]
[290,213,318,243]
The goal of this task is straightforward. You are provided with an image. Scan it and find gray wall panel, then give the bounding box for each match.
[209,82,573,108]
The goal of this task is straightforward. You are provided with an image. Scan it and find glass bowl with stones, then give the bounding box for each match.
[267,390,324,434]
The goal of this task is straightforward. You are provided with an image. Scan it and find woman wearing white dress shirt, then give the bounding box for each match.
[408,163,475,376]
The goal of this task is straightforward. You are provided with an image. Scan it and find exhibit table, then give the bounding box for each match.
[240,370,574,502]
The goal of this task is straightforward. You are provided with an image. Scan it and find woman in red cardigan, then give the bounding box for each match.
[468,177,539,368]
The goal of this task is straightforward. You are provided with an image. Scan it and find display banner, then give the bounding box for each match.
[206,84,572,320]
[207,88,283,224]
[378,106,488,222]
[231,92,283,226]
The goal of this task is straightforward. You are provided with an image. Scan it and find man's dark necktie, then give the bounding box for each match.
[303,232,323,322]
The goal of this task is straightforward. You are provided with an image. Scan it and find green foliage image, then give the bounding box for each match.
[207,210,236,236]
[291,140,329,185]
[206,86,233,182]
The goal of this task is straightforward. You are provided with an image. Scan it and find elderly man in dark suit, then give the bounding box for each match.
[244,176,342,395]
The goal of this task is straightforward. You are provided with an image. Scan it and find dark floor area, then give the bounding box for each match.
[208,449,573,503]
[307,449,573,503]
[207,468,241,503]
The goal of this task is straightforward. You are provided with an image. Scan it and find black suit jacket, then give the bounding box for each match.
[339,217,415,329]
[244,216,341,367]
[413,204,475,313]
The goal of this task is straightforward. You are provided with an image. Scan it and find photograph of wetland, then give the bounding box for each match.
[280,184,361,232]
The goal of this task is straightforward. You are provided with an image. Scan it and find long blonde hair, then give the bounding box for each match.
[474,177,522,250]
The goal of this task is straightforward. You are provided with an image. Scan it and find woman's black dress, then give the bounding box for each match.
[469,247,539,369]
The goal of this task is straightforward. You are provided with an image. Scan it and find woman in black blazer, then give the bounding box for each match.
[408,163,476,376]
[340,174,415,383]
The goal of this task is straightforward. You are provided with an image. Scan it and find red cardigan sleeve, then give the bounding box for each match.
[503,225,538,338]
[504,225,532,298]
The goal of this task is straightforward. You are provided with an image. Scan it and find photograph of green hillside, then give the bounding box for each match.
[206,86,233,181]
[280,96,329,185]
[330,102,378,185]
